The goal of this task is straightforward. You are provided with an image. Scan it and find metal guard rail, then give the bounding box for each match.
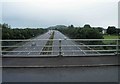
[1,39,120,57]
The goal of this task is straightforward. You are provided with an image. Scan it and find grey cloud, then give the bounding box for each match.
[1,1,118,28]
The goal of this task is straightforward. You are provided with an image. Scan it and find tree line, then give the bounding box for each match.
[106,26,120,35]
[1,23,119,40]
[55,24,120,39]
[55,24,119,51]
[1,23,47,40]
[56,24,103,39]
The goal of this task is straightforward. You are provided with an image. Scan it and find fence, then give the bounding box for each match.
[1,39,120,57]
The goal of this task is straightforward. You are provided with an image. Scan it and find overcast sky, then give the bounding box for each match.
[1,0,119,28]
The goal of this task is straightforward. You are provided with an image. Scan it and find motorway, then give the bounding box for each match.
[4,31,51,56]
[2,30,119,82]
[53,31,86,56]
[3,30,93,57]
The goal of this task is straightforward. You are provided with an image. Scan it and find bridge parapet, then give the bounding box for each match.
[1,39,120,57]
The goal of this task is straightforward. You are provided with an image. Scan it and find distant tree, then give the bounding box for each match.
[2,23,47,40]
[0,23,2,27]
[78,28,103,39]
[58,25,103,39]
[2,23,11,29]
[84,24,91,28]
[96,27,103,33]
[116,28,120,35]
[68,25,74,28]
[107,26,116,35]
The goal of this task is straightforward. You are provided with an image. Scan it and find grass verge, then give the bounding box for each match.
[40,31,54,55]
[103,35,119,44]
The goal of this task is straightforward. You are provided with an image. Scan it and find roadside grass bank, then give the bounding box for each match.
[103,35,119,44]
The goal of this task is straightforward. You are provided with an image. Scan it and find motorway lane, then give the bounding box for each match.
[53,30,86,56]
[4,30,99,56]
[52,31,60,56]
[4,31,52,56]
[53,30,100,56]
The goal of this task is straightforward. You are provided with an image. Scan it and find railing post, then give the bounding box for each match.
[58,39,62,57]
[116,39,119,55]
[0,27,1,57]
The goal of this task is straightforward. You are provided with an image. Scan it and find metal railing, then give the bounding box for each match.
[1,39,120,57]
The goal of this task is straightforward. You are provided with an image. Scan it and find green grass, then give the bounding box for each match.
[103,35,119,39]
[103,35,119,44]
[40,31,54,55]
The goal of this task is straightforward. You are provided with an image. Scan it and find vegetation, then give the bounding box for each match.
[103,35,119,39]
[103,35,119,45]
[106,26,120,35]
[1,23,47,51]
[2,23,47,40]
[54,24,119,53]
[1,23,119,54]
[104,27,120,53]
[56,24,103,39]
[40,31,55,55]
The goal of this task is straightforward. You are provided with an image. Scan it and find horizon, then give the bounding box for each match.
[2,23,118,29]
[7,24,118,29]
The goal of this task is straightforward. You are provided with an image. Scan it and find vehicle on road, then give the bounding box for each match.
[64,37,67,40]
[31,42,36,46]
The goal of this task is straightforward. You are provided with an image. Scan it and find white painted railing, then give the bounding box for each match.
[1,39,120,57]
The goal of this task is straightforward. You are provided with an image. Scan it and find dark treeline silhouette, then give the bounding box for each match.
[55,24,119,51]
[53,24,120,39]
[1,23,47,39]
[107,26,120,35]
[1,23,47,49]
[1,23,119,40]
[56,24,103,39]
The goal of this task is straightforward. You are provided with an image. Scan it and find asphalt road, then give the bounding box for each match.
[53,30,86,56]
[5,31,51,56]
[53,30,100,56]
[2,30,119,82]
[3,30,100,56]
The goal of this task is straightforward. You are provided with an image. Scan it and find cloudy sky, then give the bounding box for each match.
[1,0,119,28]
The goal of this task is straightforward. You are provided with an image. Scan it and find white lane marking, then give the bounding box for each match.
[64,39,74,55]
[17,52,21,55]
[59,33,86,55]
[28,52,30,55]
[7,31,51,56]
[69,40,86,55]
